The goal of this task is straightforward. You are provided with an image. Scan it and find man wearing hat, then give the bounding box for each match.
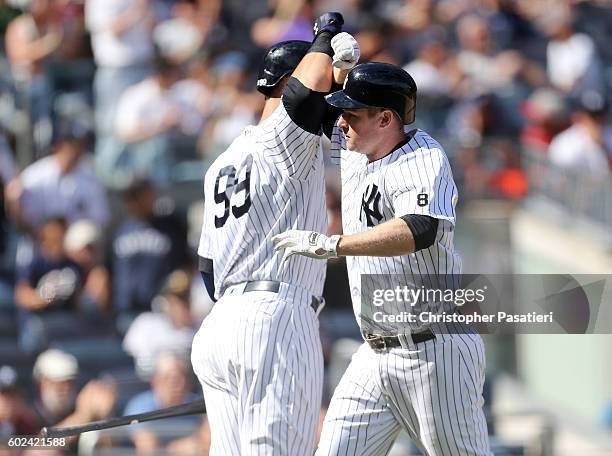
[32,349,116,430]
[32,349,80,426]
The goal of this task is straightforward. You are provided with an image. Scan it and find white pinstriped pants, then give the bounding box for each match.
[191,284,324,456]
[317,332,492,456]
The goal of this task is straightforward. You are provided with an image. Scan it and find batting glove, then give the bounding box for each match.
[313,12,344,38]
[272,230,341,262]
[331,32,360,70]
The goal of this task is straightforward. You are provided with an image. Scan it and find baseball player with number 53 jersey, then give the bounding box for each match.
[191,12,361,456]
[274,63,492,455]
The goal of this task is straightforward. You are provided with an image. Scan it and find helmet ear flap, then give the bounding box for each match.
[403,95,417,125]
[257,85,273,97]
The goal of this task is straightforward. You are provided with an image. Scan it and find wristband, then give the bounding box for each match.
[325,234,341,257]
[308,31,334,58]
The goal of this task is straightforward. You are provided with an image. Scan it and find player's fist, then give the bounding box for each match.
[331,32,360,69]
[313,12,344,38]
[272,230,341,262]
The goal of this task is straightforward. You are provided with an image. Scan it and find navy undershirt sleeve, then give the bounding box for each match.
[282,77,327,135]
[400,214,439,252]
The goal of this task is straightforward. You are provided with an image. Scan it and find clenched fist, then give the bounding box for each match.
[331,32,360,70]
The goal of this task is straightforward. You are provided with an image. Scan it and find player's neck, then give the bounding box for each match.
[259,98,281,125]
[366,129,409,162]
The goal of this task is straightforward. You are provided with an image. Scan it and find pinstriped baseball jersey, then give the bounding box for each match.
[198,100,327,299]
[330,127,463,334]
[318,125,491,456]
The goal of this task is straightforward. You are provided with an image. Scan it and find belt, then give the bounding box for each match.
[225,280,321,314]
[365,329,436,350]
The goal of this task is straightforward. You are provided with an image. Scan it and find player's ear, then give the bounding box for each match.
[379,110,393,128]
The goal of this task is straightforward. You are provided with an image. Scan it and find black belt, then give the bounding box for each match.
[365,329,436,350]
[238,280,321,313]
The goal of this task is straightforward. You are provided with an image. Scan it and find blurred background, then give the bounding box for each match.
[0,0,611,454]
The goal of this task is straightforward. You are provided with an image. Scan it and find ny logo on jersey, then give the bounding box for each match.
[360,184,383,227]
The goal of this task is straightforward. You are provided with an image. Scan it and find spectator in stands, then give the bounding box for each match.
[402,30,456,130]
[85,0,154,186]
[200,52,261,158]
[548,90,612,177]
[452,13,544,97]
[402,31,454,98]
[123,352,199,453]
[520,87,569,153]
[31,349,116,428]
[0,365,38,438]
[153,0,221,65]
[384,0,435,36]
[54,0,90,61]
[64,219,110,317]
[5,121,109,237]
[352,22,398,64]
[5,0,62,154]
[111,178,188,328]
[540,5,604,95]
[169,58,214,157]
[113,55,185,184]
[14,218,83,353]
[123,269,197,378]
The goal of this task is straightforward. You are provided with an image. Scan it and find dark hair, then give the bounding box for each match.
[41,217,68,230]
[122,177,154,200]
[52,121,88,145]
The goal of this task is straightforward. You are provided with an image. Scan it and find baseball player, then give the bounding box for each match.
[273,63,492,455]
[191,13,361,456]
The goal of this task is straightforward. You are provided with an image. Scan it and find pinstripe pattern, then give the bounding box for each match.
[332,128,462,333]
[318,332,490,456]
[192,286,324,455]
[316,127,491,455]
[193,100,327,455]
[198,101,327,300]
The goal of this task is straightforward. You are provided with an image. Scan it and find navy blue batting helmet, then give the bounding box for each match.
[256,40,310,96]
[325,62,418,124]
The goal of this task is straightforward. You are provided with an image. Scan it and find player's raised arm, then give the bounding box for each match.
[290,13,358,92]
[278,13,360,135]
[259,13,359,179]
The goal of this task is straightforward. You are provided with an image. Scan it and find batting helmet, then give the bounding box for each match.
[325,62,418,124]
[256,40,311,97]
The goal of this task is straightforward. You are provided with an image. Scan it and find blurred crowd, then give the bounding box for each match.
[1,0,612,454]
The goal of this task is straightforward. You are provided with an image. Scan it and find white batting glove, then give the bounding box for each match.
[331,32,360,70]
[272,230,341,262]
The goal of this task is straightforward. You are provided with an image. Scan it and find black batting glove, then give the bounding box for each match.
[313,12,344,38]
